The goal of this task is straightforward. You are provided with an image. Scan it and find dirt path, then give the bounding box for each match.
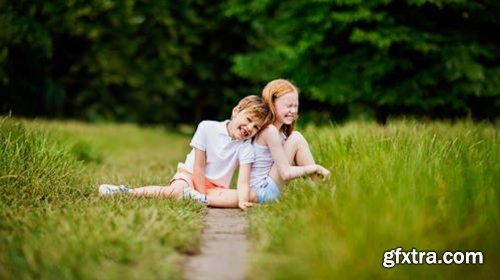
[184,208,249,280]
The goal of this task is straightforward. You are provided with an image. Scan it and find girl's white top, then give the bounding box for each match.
[249,132,287,188]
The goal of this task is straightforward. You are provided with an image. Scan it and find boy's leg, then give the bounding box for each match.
[129,170,208,203]
[129,180,188,199]
[206,188,258,208]
[100,171,208,203]
[269,131,315,186]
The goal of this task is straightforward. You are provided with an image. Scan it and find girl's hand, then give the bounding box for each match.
[238,201,254,211]
[315,165,331,181]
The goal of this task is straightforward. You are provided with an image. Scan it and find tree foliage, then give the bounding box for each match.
[1,0,499,124]
[227,0,500,122]
[0,0,250,124]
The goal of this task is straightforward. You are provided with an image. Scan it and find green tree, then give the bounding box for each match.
[2,0,499,124]
[0,0,252,125]
[227,0,500,122]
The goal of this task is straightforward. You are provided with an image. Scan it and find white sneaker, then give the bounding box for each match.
[182,187,208,205]
[99,184,130,196]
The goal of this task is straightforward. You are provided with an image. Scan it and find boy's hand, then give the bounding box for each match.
[315,165,331,181]
[238,201,254,210]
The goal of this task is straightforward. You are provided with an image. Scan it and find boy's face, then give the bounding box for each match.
[228,109,264,140]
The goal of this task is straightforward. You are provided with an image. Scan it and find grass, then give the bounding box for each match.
[2,117,498,279]
[0,117,204,279]
[247,120,499,279]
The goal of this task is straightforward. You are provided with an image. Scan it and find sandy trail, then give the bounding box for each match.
[184,208,249,280]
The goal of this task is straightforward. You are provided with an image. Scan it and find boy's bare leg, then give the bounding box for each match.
[129,180,188,199]
[206,188,258,208]
[269,131,315,186]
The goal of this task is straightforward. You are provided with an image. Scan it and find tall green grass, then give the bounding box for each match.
[3,118,498,279]
[0,118,203,279]
[248,120,499,279]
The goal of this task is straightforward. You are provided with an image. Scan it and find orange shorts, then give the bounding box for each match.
[168,168,225,194]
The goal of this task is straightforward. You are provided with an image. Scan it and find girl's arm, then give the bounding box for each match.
[237,163,254,210]
[262,126,327,181]
[193,148,207,194]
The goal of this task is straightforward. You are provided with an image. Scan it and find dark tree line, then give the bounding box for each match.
[1,0,499,125]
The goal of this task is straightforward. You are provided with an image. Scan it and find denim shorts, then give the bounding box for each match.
[253,176,280,204]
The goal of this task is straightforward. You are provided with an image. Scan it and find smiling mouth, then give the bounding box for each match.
[240,127,249,138]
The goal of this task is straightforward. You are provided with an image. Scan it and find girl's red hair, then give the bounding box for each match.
[261,79,299,137]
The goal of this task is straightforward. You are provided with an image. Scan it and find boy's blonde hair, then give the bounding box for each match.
[234,95,272,127]
[261,79,299,137]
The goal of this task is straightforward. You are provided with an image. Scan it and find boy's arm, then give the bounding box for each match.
[237,163,254,210]
[193,148,207,194]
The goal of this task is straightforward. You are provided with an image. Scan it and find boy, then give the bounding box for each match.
[99,95,271,210]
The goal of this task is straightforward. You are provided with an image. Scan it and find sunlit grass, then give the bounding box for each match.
[0,118,203,279]
[3,117,498,279]
[248,120,499,279]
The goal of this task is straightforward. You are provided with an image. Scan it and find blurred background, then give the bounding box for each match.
[1,0,499,126]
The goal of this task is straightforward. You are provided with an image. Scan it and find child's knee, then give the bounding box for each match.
[289,131,308,146]
[161,185,183,198]
[170,179,189,189]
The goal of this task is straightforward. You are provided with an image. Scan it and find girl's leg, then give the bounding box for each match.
[206,188,259,208]
[129,180,188,199]
[269,131,315,186]
[287,131,315,166]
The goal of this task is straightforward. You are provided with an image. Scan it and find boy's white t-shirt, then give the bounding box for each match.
[177,120,255,188]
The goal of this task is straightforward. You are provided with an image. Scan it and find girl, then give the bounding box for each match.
[205,79,330,207]
[248,78,330,204]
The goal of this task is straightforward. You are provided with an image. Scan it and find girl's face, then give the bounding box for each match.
[274,92,299,125]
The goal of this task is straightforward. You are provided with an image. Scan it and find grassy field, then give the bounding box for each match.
[0,118,204,279]
[1,117,498,279]
[248,120,499,279]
